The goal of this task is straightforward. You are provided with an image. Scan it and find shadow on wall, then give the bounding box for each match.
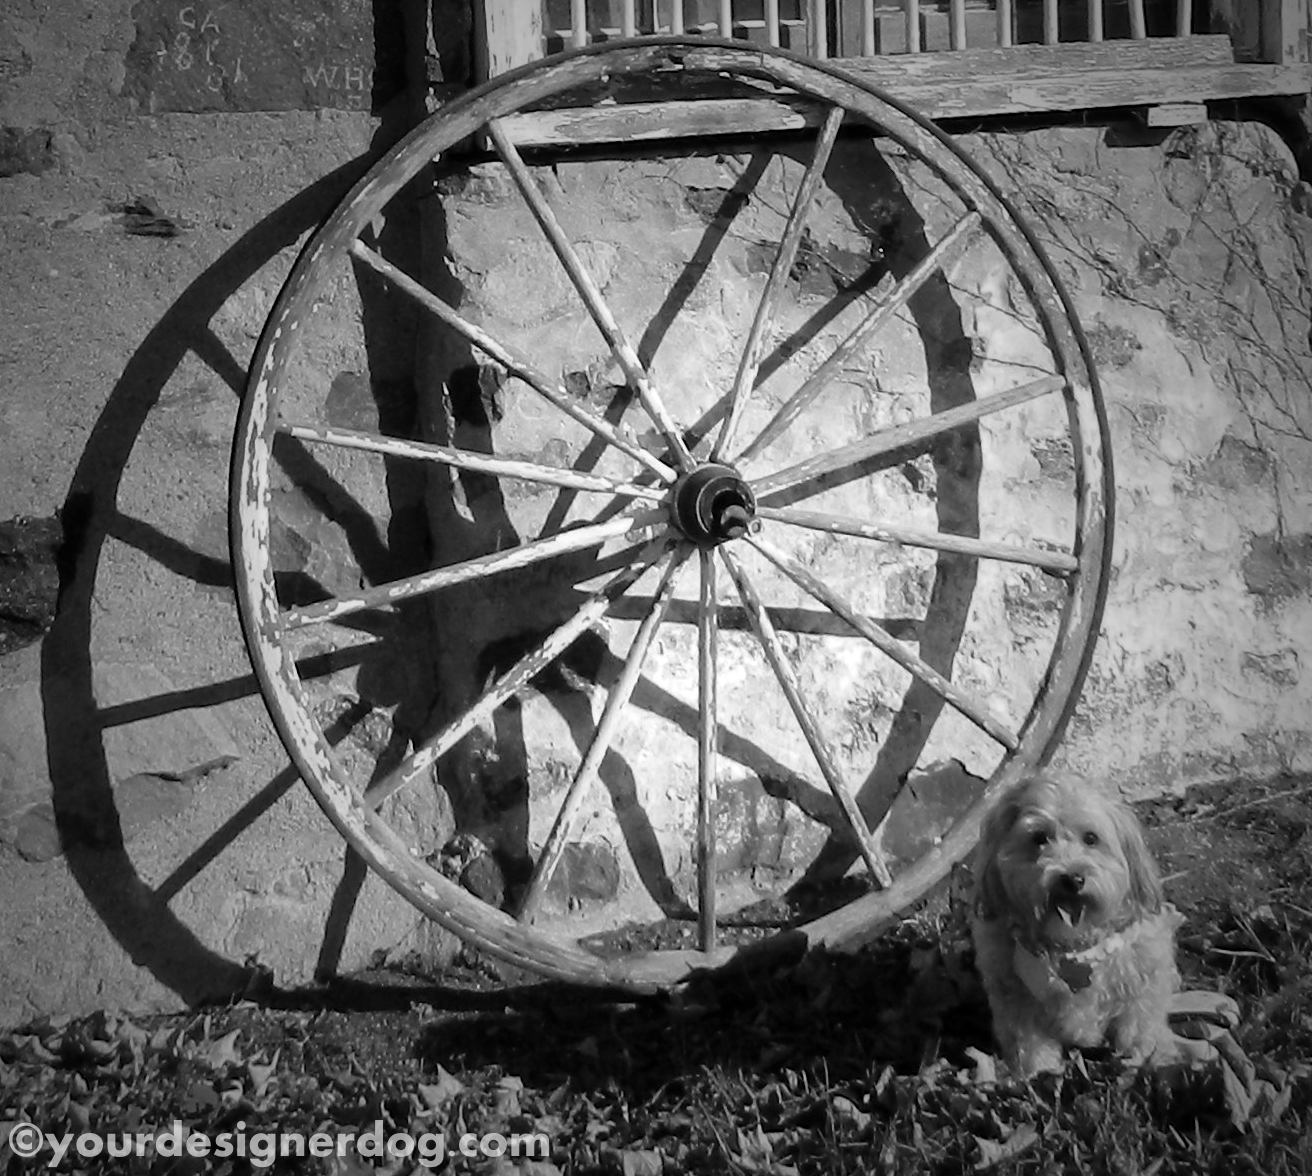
[38,67,998,1006]
[407,131,987,914]
[39,108,431,1005]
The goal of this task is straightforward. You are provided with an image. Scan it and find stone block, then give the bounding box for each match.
[121,0,404,113]
[0,649,240,859]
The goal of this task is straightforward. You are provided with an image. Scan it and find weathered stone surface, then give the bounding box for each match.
[1242,534,1312,603]
[3,0,1312,1014]
[0,652,240,857]
[0,126,56,177]
[0,516,61,656]
[121,0,405,114]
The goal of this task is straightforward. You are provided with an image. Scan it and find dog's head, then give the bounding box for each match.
[973,772,1163,947]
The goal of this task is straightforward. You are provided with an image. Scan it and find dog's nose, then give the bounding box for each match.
[1057,871,1085,894]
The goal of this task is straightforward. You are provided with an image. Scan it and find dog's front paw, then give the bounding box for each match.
[1011,1033,1065,1078]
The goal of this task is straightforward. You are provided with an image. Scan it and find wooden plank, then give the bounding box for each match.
[1262,0,1310,62]
[1141,101,1208,125]
[812,0,830,58]
[476,0,541,80]
[1129,0,1146,38]
[1227,2,1263,61]
[497,61,1310,145]
[951,0,967,48]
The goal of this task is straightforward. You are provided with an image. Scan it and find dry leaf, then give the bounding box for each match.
[831,1095,872,1134]
[618,1147,662,1176]
[247,1050,280,1099]
[974,1123,1038,1170]
[965,1048,998,1086]
[195,1028,243,1071]
[417,1066,463,1112]
[736,1123,774,1171]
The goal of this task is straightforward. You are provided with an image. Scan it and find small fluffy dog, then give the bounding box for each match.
[970,771,1181,1076]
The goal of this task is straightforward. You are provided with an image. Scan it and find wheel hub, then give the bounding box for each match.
[670,463,757,545]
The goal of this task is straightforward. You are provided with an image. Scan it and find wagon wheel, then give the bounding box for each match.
[230,38,1112,992]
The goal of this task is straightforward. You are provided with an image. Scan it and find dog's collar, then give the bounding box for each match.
[1013,932,1125,999]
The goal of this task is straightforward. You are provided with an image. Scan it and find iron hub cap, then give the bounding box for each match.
[670,463,757,546]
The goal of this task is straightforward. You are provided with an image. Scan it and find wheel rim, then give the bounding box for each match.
[230,37,1113,990]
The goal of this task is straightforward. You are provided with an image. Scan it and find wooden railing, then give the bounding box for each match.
[472,0,1311,144]
[519,0,1309,61]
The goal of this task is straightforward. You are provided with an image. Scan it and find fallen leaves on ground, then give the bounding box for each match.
[4,775,1312,1173]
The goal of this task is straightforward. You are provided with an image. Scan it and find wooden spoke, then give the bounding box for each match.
[753,373,1066,501]
[281,422,665,502]
[518,546,690,922]
[284,511,664,631]
[713,106,845,462]
[734,210,983,466]
[746,533,1020,750]
[696,546,719,951]
[758,504,1078,573]
[486,119,694,470]
[718,547,893,888]
[349,239,676,484]
[363,540,676,811]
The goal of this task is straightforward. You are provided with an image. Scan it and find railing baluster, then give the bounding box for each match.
[949,0,966,48]
[720,0,733,35]
[1176,0,1190,36]
[1088,0,1103,41]
[765,0,780,45]
[1129,0,1146,38]
[1043,0,1058,43]
[811,0,828,57]
[571,0,588,46]
[861,0,876,54]
[622,0,637,36]
[906,0,920,52]
[671,0,684,34]
[997,0,1012,46]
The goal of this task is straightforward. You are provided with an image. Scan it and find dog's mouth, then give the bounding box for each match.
[1044,891,1096,934]
[1053,896,1086,926]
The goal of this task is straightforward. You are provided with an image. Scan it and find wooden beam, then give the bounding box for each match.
[1261,0,1310,62]
[496,60,1309,146]
[475,0,542,80]
[1140,101,1209,125]
[1129,0,1146,39]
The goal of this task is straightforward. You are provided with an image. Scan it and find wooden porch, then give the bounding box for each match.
[469,0,1312,147]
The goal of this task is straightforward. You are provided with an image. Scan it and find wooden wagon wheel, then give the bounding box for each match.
[230,38,1113,991]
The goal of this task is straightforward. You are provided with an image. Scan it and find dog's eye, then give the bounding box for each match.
[1030,830,1050,848]
[1082,830,1100,847]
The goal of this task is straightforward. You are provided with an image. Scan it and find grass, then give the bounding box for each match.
[2,772,1311,1174]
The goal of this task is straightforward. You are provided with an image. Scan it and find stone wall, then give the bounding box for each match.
[1,0,1309,1023]
[409,119,1312,933]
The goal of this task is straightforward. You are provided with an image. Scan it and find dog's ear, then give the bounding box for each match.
[1109,798,1164,915]
[973,786,1021,920]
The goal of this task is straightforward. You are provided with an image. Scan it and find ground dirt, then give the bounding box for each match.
[2,771,1311,1174]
